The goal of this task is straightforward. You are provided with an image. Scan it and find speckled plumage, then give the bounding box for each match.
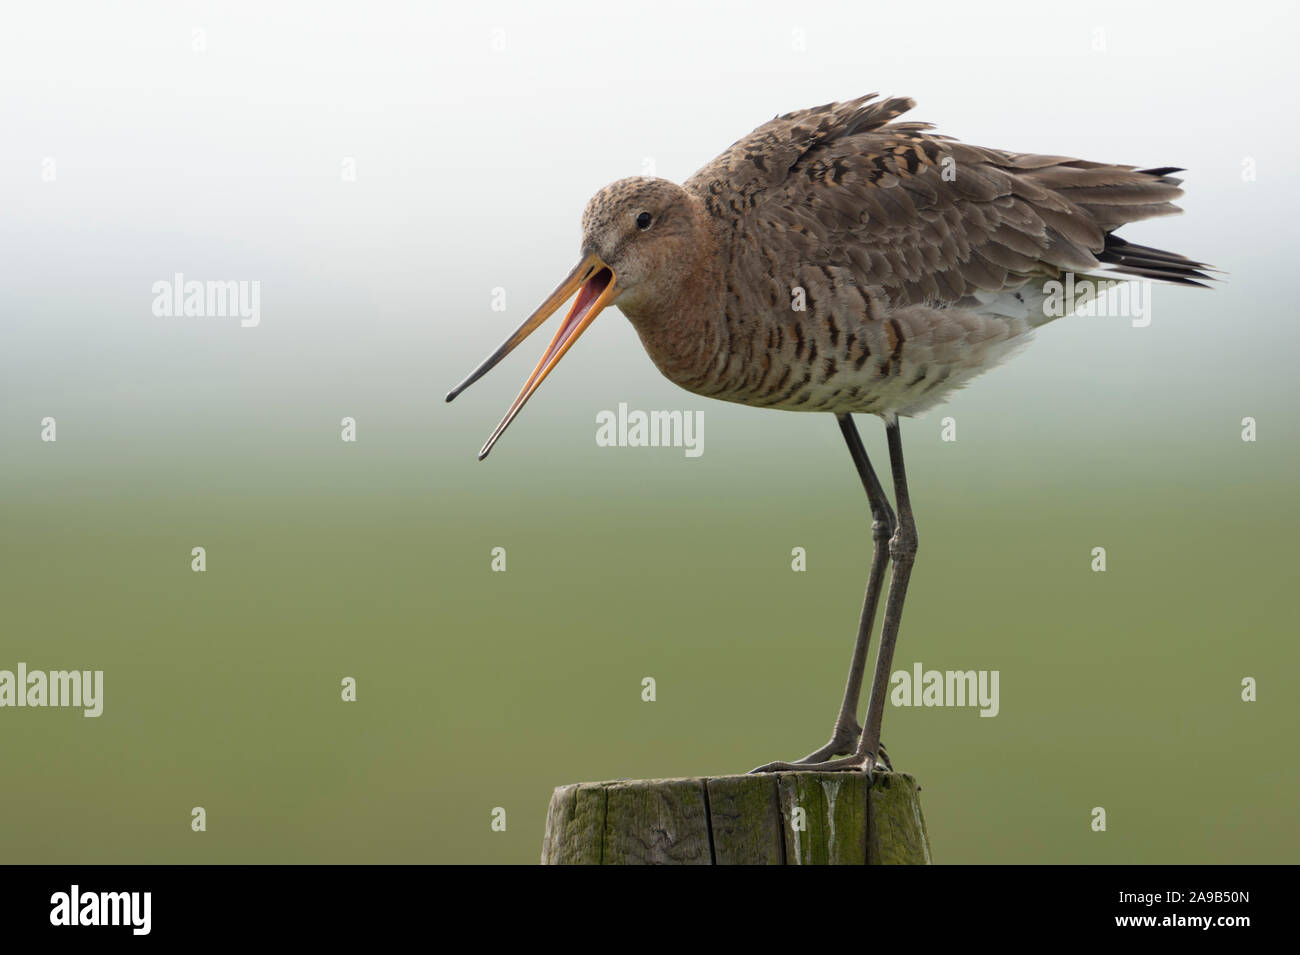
[584,94,1211,418]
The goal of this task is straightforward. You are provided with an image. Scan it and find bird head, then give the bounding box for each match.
[578,176,702,314]
[446,175,706,459]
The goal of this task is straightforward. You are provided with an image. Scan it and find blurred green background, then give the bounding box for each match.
[3,315,1297,863]
[2,0,1297,864]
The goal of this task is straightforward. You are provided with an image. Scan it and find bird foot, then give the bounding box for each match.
[788,724,862,764]
[749,753,876,775]
[748,732,891,776]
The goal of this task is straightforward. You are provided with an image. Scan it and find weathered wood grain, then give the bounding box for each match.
[603,778,713,864]
[867,772,933,865]
[540,771,929,865]
[540,782,606,865]
[706,774,784,865]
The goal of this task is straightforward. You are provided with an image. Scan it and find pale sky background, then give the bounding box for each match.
[2,0,1296,459]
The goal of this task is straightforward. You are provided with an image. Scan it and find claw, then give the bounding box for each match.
[877,742,893,772]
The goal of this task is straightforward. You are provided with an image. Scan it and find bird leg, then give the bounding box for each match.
[749,415,898,773]
[852,419,916,770]
[799,415,894,760]
[751,418,916,775]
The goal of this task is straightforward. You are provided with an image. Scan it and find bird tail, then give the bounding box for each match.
[1096,233,1216,288]
[1015,162,1218,288]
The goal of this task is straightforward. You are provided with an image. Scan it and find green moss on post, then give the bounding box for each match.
[540,782,607,865]
[705,774,784,865]
[540,771,931,865]
[778,772,870,865]
[602,778,712,865]
[867,772,932,865]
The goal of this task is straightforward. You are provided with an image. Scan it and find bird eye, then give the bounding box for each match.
[636,211,652,230]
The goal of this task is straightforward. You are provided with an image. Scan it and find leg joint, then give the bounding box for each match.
[889,516,918,560]
[870,505,896,542]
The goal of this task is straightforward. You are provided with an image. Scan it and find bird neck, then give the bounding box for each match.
[618,215,727,393]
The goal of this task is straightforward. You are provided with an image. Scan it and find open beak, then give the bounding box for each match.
[445,252,618,459]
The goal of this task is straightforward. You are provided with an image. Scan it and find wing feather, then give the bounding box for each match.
[686,94,1214,305]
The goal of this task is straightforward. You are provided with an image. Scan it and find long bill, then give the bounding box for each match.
[445,252,618,460]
